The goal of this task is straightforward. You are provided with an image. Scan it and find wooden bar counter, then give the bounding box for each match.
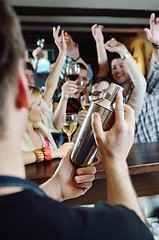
[25,142,159,205]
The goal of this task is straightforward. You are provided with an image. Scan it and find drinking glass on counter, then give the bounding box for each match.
[62,113,78,142]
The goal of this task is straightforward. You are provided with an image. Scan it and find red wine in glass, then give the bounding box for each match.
[67,74,79,81]
[66,62,80,81]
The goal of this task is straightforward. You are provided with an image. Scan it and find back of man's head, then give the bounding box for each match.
[0,0,26,127]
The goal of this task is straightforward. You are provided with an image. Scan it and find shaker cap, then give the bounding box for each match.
[103,83,123,102]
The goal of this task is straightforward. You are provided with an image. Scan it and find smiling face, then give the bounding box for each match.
[25,69,35,86]
[28,88,43,123]
[111,58,131,86]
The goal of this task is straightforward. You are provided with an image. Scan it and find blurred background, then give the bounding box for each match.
[9,0,159,75]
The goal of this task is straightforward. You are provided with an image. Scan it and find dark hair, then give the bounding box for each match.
[25,61,34,72]
[107,52,122,82]
[0,0,26,131]
[91,76,112,86]
[108,52,121,66]
[78,62,87,71]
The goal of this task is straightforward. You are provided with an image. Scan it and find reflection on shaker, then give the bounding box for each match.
[71,83,123,166]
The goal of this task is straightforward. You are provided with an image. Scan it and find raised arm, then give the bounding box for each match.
[53,80,78,130]
[105,38,147,120]
[32,47,43,70]
[52,33,81,102]
[42,26,67,107]
[92,92,146,223]
[91,24,109,76]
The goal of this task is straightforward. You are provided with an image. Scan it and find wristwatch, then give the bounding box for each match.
[122,51,130,61]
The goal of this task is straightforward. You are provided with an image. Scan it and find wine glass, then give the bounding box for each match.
[80,95,92,111]
[37,38,45,48]
[66,62,80,81]
[62,113,78,142]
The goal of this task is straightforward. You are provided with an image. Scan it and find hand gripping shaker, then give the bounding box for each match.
[71,83,123,166]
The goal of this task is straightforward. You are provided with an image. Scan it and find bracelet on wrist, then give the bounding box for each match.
[122,51,130,61]
[33,149,44,163]
[42,146,52,161]
[152,43,159,49]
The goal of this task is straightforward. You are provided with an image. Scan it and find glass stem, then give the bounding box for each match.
[68,135,71,142]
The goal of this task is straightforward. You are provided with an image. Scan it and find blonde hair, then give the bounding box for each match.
[28,86,42,111]
[29,86,41,99]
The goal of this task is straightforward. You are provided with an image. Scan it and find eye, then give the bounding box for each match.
[111,66,116,70]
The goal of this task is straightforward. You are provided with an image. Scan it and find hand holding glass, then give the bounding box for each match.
[62,113,78,142]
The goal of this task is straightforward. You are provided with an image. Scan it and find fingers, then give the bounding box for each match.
[78,110,87,122]
[52,25,60,38]
[91,112,105,146]
[91,24,103,37]
[123,104,135,129]
[150,12,155,26]
[74,165,96,186]
[62,81,78,93]
[76,165,96,176]
[114,92,135,129]
[144,28,151,40]
[114,91,124,125]
[91,24,97,32]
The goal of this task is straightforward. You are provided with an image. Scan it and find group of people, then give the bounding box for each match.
[0,0,157,239]
[105,13,159,143]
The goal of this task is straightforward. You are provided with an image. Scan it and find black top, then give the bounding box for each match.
[0,189,153,240]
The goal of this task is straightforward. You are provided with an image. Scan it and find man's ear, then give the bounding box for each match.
[16,60,30,109]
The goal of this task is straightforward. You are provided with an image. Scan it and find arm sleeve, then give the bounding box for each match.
[124,54,147,120]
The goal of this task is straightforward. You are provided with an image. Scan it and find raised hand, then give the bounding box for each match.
[32,47,43,60]
[66,35,80,59]
[52,25,67,52]
[144,13,159,45]
[91,24,104,44]
[104,38,128,55]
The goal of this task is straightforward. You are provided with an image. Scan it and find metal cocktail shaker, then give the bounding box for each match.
[71,83,123,166]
